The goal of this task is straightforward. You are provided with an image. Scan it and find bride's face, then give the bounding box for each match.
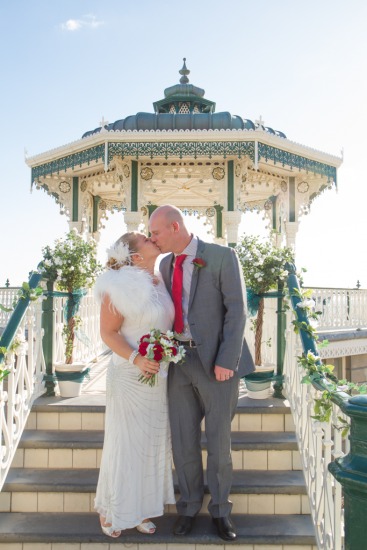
[134,234,160,262]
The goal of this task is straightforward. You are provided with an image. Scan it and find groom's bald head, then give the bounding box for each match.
[149,204,191,254]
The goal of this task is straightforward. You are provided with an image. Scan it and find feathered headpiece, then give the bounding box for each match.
[106,241,131,267]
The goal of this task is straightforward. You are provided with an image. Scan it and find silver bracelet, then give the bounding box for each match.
[128,349,139,365]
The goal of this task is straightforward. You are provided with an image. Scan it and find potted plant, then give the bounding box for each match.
[236,234,295,368]
[40,229,102,396]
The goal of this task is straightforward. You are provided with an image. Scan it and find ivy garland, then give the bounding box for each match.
[290,286,367,436]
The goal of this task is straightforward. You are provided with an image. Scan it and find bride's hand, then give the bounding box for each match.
[134,354,160,377]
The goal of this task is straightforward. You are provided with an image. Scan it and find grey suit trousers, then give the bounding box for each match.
[168,347,239,518]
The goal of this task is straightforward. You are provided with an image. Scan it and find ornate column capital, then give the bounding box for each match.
[91,232,100,243]
[124,211,143,232]
[214,237,226,245]
[222,210,243,245]
[68,221,84,234]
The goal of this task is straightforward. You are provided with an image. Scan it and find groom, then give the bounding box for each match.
[149,205,254,541]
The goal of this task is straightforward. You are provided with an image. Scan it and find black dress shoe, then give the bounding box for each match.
[173,515,194,535]
[213,516,237,541]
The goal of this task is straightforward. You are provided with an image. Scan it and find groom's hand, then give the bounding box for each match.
[214,365,234,382]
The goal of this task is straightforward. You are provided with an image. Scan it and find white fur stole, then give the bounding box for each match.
[94,266,156,319]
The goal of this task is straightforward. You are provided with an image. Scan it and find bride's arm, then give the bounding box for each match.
[100,295,160,376]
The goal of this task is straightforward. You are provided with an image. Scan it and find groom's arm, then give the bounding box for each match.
[214,247,247,375]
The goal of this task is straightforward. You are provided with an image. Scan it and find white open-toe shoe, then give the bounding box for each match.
[101,523,121,538]
[136,520,156,534]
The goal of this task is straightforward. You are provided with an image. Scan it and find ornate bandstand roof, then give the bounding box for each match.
[25,59,342,242]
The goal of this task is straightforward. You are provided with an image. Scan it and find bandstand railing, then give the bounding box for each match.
[0,286,20,329]
[0,273,104,490]
[309,287,367,331]
[285,265,367,550]
[52,289,105,365]
[0,273,45,490]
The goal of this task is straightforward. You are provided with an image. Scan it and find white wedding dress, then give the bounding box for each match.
[94,266,175,530]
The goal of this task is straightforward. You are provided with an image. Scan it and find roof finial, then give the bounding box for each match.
[179,57,190,84]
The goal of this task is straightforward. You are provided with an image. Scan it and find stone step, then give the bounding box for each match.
[27,394,294,432]
[1,468,309,515]
[13,429,301,471]
[0,512,317,548]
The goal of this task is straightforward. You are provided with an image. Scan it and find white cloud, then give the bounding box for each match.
[62,19,82,31]
[61,14,104,32]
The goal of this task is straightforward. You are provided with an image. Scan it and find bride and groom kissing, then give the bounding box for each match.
[94,204,254,540]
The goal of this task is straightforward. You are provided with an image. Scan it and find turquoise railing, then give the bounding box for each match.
[286,262,367,550]
[0,270,45,490]
[0,271,42,363]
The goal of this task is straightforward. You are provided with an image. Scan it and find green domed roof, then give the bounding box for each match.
[82,59,287,139]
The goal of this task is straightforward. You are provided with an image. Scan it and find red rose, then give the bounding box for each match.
[170,347,178,356]
[152,343,163,361]
[192,257,206,269]
[138,341,149,355]
[140,334,151,341]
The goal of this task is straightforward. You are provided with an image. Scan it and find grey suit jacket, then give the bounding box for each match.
[160,239,255,378]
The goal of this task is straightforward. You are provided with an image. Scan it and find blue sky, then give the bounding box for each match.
[0,0,366,287]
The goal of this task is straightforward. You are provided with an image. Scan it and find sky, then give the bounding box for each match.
[0,0,366,288]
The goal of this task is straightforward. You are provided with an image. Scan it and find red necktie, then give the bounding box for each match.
[172,254,187,334]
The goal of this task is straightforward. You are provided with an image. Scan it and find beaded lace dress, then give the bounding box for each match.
[93,266,175,530]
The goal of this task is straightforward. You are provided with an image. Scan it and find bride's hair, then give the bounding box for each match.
[106,232,142,270]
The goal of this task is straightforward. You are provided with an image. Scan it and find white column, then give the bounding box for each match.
[284,221,299,250]
[222,211,242,245]
[124,211,143,232]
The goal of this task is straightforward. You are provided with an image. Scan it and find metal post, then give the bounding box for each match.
[42,280,56,396]
[273,281,286,399]
[329,394,367,550]
[131,160,138,211]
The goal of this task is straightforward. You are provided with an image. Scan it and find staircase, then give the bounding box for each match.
[0,373,316,549]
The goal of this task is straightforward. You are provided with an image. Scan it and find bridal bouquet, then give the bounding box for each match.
[137,329,186,387]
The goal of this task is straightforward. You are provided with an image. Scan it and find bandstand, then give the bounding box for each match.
[26,59,342,248]
[1,61,366,550]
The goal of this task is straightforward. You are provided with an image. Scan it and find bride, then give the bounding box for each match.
[94,232,175,538]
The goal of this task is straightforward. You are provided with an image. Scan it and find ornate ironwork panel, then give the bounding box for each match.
[108,141,256,162]
[30,141,337,184]
[32,145,105,181]
[258,143,337,182]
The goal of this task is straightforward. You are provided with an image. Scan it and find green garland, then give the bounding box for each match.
[289,286,367,435]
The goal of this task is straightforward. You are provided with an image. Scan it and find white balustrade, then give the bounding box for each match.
[0,288,20,328]
[308,287,367,331]
[0,299,46,490]
[283,310,348,550]
[0,287,105,491]
[53,289,106,365]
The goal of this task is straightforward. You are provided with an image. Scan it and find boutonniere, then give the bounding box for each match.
[192,257,206,269]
